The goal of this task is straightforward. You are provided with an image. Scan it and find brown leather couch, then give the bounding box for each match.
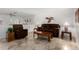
[13,24,28,39]
[36,24,60,37]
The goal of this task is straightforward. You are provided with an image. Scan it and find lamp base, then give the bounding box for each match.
[64,27,68,32]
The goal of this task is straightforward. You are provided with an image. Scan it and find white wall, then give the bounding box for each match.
[0,15,10,39]
[10,8,75,26]
[32,8,74,25]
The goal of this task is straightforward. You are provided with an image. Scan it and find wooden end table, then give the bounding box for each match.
[33,31,52,42]
[7,32,15,42]
[61,31,72,40]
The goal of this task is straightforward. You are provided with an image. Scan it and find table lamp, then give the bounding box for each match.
[64,22,69,32]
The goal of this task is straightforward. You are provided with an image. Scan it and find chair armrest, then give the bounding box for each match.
[23,29,28,35]
[23,29,28,33]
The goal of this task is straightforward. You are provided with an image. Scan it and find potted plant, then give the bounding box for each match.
[7,27,13,32]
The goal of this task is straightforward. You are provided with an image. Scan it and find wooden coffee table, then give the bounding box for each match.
[33,31,52,42]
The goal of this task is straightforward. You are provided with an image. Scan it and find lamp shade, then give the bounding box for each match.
[64,22,69,26]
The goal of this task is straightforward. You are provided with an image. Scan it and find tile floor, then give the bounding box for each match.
[0,32,79,50]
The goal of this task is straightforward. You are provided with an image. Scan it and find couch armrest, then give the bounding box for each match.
[37,27,43,31]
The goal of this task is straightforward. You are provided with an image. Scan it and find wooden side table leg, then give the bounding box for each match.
[48,35,51,42]
[48,37,50,42]
[33,32,35,38]
[70,33,72,41]
[61,32,64,39]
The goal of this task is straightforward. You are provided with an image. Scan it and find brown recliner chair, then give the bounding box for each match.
[13,24,28,39]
